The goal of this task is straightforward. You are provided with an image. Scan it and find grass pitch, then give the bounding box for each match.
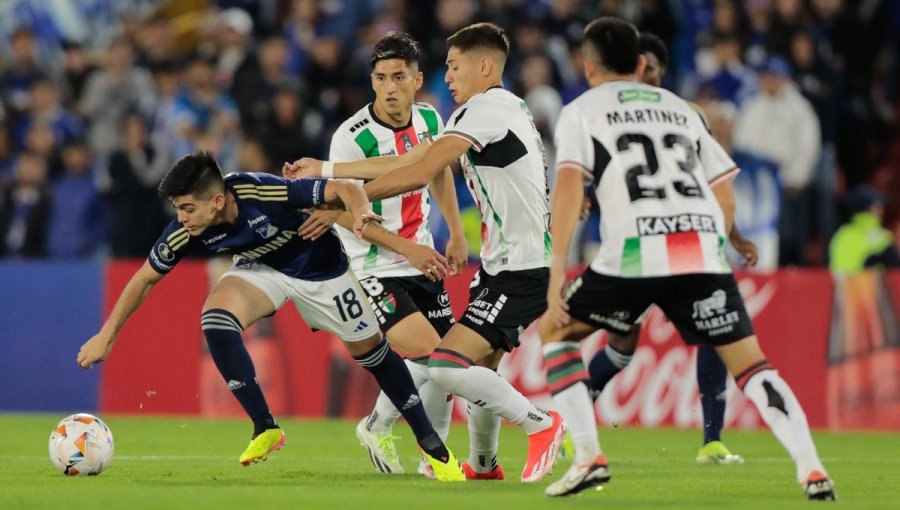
[1,413,897,509]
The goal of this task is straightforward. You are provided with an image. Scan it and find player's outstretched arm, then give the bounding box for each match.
[363,136,469,202]
[323,180,383,238]
[547,167,587,328]
[77,261,165,369]
[283,142,431,180]
[428,164,468,275]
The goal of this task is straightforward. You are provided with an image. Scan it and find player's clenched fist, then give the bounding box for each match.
[77,334,114,369]
[282,158,323,179]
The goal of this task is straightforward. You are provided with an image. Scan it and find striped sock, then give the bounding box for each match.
[354,339,447,461]
[544,341,601,464]
[201,308,276,436]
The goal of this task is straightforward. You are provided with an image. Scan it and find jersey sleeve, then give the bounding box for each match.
[416,103,444,138]
[442,99,503,152]
[553,104,596,180]
[696,122,739,185]
[228,172,328,209]
[329,129,365,163]
[147,220,202,274]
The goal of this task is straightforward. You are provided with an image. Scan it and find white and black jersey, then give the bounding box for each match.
[442,87,551,275]
[555,81,739,278]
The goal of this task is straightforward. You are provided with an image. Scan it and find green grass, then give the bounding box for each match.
[2,414,897,509]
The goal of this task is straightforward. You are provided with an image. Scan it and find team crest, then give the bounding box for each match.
[255,224,279,239]
[401,133,413,153]
[157,243,174,262]
[379,293,397,314]
[438,292,450,307]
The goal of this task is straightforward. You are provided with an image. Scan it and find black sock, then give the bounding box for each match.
[353,339,449,462]
[697,346,728,444]
[588,343,633,398]
[201,309,277,437]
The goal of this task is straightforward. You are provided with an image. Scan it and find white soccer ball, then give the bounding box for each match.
[48,413,115,476]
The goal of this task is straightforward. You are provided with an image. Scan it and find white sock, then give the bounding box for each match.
[743,368,827,483]
[367,359,430,434]
[429,363,551,435]
[419,377,452,442]
[543,342,601,465]
[466,401,500,473]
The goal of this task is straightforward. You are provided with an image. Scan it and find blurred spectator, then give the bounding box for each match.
[705,100,782,269]
[213,8,254,88]
[688,31,758,106]
[1,29,47,118]
[231,34,292,132]
[0,153,51,258]
[260,85,323,166]
[734,56,820,266]
[519,53,561,173]
[135,14,180,69]
[238,138,270,173]
[0,126,15,185]
[829,185,900,274]
[24,78,83,151]
[147,61,182,155]
[79,38,156,156]
[105,113,169,258]
[58,41,96,107]
[23,122,61,177]
[47,140,103,257]
[170,56,240,160]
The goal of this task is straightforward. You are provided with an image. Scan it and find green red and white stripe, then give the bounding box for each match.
[620,233,729,276]
[544,343,590,395]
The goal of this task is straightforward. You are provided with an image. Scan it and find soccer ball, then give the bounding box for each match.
[48,413,115,476]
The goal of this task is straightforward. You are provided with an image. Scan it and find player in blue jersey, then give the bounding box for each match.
[584,32,758,465]
[76,152,465,480]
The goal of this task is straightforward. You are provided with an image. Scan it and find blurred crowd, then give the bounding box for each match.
[0,0,897,271]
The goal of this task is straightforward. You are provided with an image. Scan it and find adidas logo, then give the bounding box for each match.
[227,379,246,391]
[354,321,369,333]
[401,394,421,410]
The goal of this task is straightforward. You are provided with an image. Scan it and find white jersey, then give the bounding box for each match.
[554,81,738,278]
[330,102,443,278]
[442,87,550,275]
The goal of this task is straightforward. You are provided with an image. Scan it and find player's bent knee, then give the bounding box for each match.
[343,332,384,357]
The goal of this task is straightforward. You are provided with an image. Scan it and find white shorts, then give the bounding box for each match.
[222,262,380,342]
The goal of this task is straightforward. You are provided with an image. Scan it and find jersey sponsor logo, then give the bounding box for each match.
[157,243,175,262]
[617,89,661,103]
[692,289,727,319]
[606,108,688,127]
[237,229,296,260]
[149,250,173,271]
[636,214,716,236]
[255,223,279,239]
[589,312,631,331]
[203,233,227,245]
[692,289,740,336]
[247,215,268,227]
[427,307,453,320]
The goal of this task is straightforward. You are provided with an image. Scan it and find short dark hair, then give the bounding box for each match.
[582,17,640,75]
[640,32,669,69]
[371,31,421,68]
[446,22,510,59]
[158,152,224,200]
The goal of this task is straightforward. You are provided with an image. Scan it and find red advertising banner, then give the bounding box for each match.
[100,262,900,431]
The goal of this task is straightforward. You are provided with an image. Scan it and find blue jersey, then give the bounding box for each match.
[148,172,349,280]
